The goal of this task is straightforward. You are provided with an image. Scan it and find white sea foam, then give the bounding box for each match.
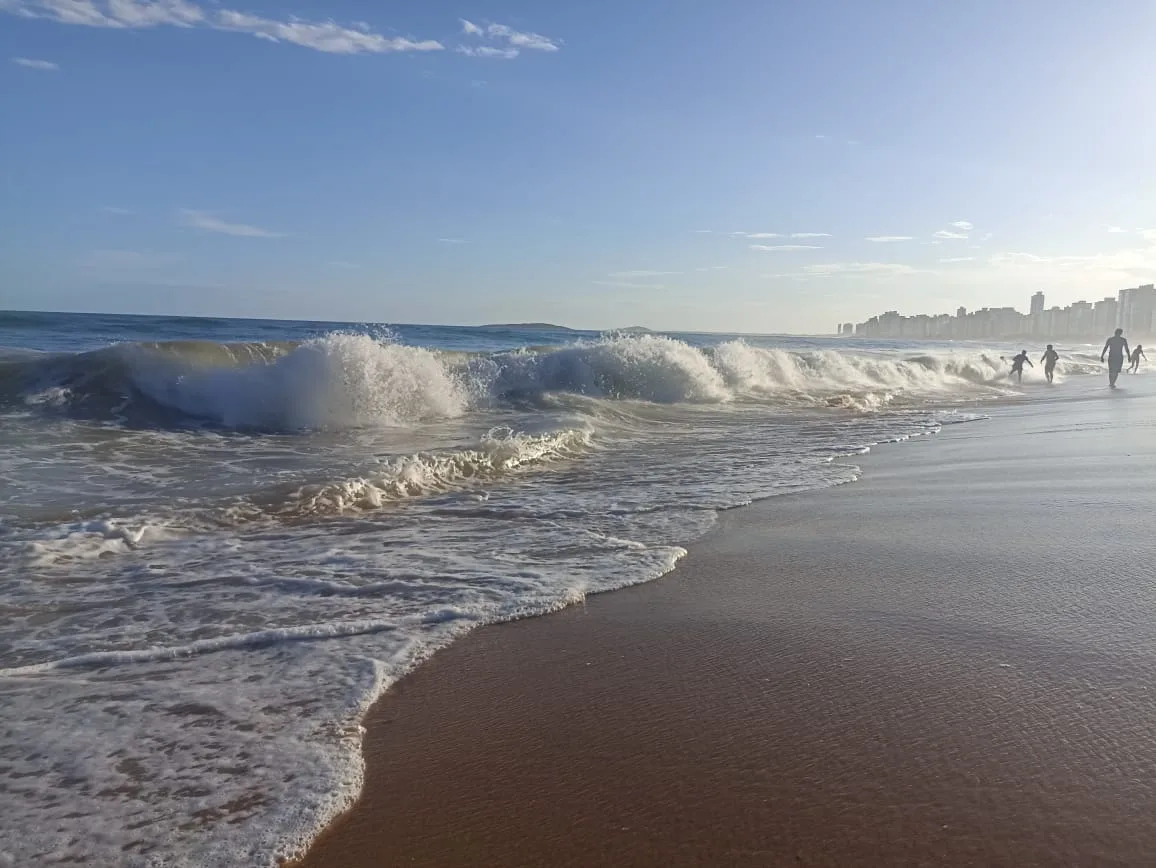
[272,426,592,516]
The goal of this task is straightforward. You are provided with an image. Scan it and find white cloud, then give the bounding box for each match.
[609,270,680,278]
[456,45,517,59]
[790,232,830,238]
[179,209,283,238]
[1107,225,1128,233]
[108,0,202,26]
[437,237,469,244]
[949,220,973,231]
[979,245,1156,286]
[865,235,912,242]
[745,232,781,239]
[1138,229,1156,243]
[486,23,559,52]
[215,11,441,54]
[11,56,59,69]
[455,19,561,59]
[933,229,968,240]
[750,244,822,252]
[939,256,975,263]
[1,1,444,55]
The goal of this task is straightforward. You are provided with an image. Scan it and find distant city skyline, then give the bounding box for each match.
[849,283,1156,341]
[3,1,1156,332]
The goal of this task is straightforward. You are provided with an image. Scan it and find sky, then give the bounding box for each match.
[2,0,1156,333]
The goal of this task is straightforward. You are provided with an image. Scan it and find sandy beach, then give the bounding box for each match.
[298,378,1156,867]
[298,377,1156,867]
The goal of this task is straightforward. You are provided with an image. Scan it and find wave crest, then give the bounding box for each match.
[2,333,1106,431]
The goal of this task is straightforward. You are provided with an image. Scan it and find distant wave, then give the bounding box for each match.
[0,333,1105,431]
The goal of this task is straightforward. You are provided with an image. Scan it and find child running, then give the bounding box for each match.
[1040,344,1060,383]
[1009,349,1033,383]
[1130,344,1147,373]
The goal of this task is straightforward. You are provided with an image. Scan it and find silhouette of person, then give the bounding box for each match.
[1101,328,1131,388]
[1009,349,1033,383]
[1129,344,1147,373]
[1040,344,1060,384]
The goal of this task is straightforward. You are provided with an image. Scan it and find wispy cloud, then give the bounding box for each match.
[486,23,560,51]
[179,209,283,238]
[790,232,830,239]
[932,229,968,240]
[750,244,823,252]
[988,252,1050,266]
[457,19,561,58]
[437,237,469,244]
[1,1,444,55]
[803,261,919,276]
[1107,225,1129,234]
[101,205,132,215]
[11,56,58,69]
[456,45,518,59]
[949,220,973,231]
[939,256,975,263]
[608,270,680,278]
[865,235,912,243]
[745,233,782,239]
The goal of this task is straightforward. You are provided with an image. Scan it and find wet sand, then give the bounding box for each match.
[299,379,1156,867]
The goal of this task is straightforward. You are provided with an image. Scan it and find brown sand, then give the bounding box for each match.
[300,388,1156,867]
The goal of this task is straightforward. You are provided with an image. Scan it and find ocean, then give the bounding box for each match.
[0,311,1104,866]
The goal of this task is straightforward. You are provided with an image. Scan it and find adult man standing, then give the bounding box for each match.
[1101,328,1131,388]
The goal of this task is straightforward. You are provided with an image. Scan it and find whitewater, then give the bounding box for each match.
[0,312,1106,867]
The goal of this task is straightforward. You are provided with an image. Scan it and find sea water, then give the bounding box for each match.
[0,312,1104,866]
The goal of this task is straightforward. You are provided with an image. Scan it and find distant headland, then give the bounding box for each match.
[480,323,655,334]
[480,322,578,331]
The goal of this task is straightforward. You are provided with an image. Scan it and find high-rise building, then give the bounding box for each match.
[1118,284,1156,335]
[1093,297,1118,336]
[1030,292,1045,316]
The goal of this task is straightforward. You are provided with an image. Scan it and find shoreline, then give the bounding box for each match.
[297,379,1156,866]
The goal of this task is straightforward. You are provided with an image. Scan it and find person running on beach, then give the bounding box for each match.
[1101,328,1131,388]
[1040,344,1060,384]
[1009,349,1033,383]
[1129,344,1146,373]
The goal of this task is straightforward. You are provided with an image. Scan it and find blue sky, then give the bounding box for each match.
[2,0,1155,333]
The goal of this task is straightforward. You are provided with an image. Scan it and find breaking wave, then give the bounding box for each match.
[1,332,1104,431]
